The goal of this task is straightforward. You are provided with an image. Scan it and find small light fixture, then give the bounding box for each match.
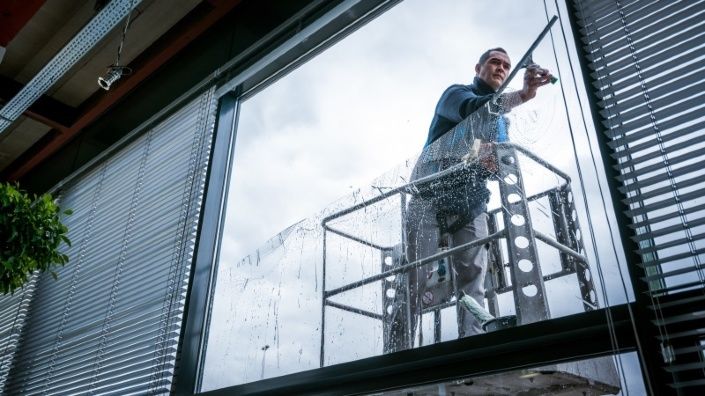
[97,0,135,91]
[97,66,131,90]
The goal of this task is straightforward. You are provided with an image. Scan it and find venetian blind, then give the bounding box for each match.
[574,0,705,295]
[0,276,37,390]
[1,87,216,395]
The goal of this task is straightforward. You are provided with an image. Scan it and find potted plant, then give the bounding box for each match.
[1,182,71,294]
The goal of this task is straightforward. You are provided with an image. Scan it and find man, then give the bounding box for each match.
[387,48,553,351]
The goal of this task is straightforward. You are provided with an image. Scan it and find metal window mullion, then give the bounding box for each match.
[176,91,240,394]
[150,93,216,392]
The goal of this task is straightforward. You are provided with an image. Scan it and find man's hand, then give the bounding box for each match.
[478,142,498,174]
[461,141,497,173]
[519,64,554,102]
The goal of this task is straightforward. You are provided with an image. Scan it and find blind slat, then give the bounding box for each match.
[631,216,705,242]
[618,150,705,186]
[625,188,704,218]
[629,202,705,230]
[600,72,705,120]
[586,0,695,51]
[607,102,705,145]
[634,231,705,256]
[590,25,705,80]
[604,97,705,138]
[2,87,217,394]
[591,32,705,93]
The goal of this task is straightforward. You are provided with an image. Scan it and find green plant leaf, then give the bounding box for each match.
[0,182,72,294]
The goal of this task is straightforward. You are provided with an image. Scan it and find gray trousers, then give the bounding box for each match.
[386,197,488,352]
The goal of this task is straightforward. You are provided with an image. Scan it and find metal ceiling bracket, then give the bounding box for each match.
[0,0,142,134]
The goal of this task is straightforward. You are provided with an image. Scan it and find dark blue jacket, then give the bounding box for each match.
[426,76,496,147]
[413,77,501,231]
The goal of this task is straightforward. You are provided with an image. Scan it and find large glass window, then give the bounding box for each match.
[201,0,635,391]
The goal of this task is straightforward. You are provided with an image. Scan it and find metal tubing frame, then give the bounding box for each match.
[533,230,588,263]
[321,142,570,228]
[325,300,384,320]
[324,225,392,251]
[324,230,506,298]
[320,141,592,356]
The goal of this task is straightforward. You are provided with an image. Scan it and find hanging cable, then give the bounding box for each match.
[97,0,135,90]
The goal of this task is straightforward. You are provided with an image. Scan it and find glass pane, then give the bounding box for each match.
[201,0,635,391]
[362,353,646,396]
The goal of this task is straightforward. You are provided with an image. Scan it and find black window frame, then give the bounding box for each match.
[174,0,680,394]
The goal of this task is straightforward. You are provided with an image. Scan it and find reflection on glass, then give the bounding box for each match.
[201,0,633,391]
[321,106,597,362]
[363,353,646,396]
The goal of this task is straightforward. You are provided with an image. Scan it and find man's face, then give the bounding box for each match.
[475,51,511,90]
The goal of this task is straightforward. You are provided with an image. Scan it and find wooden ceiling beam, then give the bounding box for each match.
[0,75,78,132]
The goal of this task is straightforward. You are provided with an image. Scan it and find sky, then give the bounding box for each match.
[200,0,645,393]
